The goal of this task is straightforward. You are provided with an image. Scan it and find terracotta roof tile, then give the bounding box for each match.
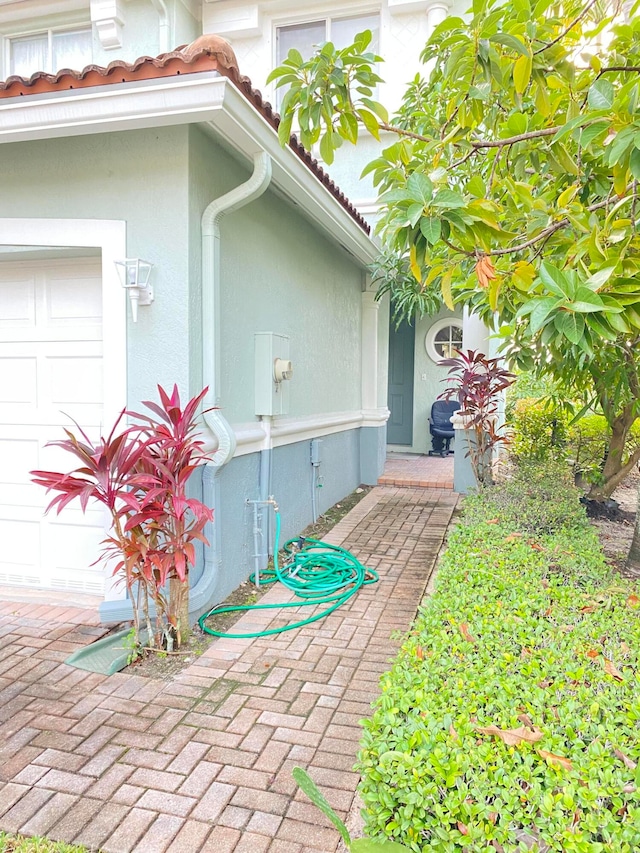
[0,41,370,235]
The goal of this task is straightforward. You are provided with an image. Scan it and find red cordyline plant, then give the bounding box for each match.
[439,349,514,487]
[31,385,213,651]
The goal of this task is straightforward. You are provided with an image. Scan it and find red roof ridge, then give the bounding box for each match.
[0,38,371,235]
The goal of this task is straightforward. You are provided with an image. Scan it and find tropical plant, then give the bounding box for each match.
[439,349,514,485]
[31,385,212,651]
[268,0,640,502]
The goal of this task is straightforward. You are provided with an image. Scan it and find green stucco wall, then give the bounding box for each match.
[0,126,192,405]
[188,126,365,425]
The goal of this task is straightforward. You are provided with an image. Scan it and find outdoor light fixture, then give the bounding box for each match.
[114,258,154,322]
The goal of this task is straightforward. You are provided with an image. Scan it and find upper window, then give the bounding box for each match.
[275,14,379,106]
[425,319,463,362]
[10,28,92,78]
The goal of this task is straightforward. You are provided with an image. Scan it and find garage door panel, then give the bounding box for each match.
[46,271,102,324]
[0,356,37,404]
[48,355,104,406]
[0,258,108,593]
[0,273,36,326]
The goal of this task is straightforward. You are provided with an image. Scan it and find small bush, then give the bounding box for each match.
[357,463,640,851]
[509,397,568,463]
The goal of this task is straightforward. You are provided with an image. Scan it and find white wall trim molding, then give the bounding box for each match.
[232,408,390,456]
[0,218,127,427]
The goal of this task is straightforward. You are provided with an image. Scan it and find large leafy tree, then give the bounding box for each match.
[269,0,640,501]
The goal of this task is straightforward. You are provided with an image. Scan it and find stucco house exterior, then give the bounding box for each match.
[0,9,390,622]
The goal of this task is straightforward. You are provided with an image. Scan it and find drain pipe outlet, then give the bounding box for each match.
[194,151,273,615]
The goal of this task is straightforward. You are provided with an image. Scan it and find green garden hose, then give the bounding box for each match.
[198,511,378,639]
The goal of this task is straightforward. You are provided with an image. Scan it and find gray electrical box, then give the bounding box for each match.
[255,332,291,416]
[310,438,323,466]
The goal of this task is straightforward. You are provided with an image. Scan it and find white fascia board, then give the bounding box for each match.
[0,73,377,267]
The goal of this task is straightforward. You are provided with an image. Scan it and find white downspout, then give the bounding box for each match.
[201,151,273,464]
[192,151,272,616]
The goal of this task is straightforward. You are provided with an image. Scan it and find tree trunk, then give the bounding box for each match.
[626,480,640,576]
[587,410,636,501]
[169,576,190,648]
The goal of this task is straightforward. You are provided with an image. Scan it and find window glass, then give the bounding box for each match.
[10,27,92,77]
[10,35,48,77]
[52,29,93,72]
[425,320,463,361]
[276,20,326,64]
[331,15,380,51]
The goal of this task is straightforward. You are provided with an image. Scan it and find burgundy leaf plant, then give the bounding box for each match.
[439,349,514,486]
[32,385,213,651]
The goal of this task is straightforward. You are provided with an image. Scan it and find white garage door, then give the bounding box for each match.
[0,258,108,594]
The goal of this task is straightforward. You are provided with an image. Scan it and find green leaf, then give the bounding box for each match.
[358,109,381,140]
[579,120,609,149]
[292,767,351,846]
[320,131,335,165]
[529,297,563,333]
[513,53,532,95]
[466,175,486,198]
[538,262,571,298]
[587,78,615,110]
[569,288,606,313]
[277,113,294,148]
[432,188,466,209]
[489,33,530,56]
[407,173,434,205]
[584,266,615,290]
[351,838,414,852]
[630,147,640,181]
[286,48,304,69]
[420,217,441,244]
[553,311,585,344]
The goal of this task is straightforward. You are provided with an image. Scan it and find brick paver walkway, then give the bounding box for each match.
[0,485,458,852]
[378,453,454,489]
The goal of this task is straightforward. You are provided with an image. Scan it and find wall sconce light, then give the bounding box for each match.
[114,258,154,322]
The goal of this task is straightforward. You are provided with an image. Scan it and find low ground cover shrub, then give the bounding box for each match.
[358,464,640,851]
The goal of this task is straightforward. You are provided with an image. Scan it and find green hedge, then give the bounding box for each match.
[509,398,568,463]
[358,466,640,851]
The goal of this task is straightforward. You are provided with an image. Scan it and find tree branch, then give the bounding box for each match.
[533,0,600,55]
[470,128,559,148]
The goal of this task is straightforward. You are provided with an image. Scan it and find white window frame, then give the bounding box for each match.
[6,23,92,78]
[425,318,463,363]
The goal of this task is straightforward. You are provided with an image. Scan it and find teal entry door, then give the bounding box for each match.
[387,320,415,445]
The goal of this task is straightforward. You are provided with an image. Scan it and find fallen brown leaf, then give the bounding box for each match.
[457,822,469,836]
[504,533,523,542]
[517,713,534,728]
[529,541,544,551]
[476,724,543,746]
[459,622,477,643]
[613,748,637,770]
[621,641,631,656]
[627,594,639,607]
[488,811,498,825]
[415,646,424,660]
[486,518,500,525]
[604,658,625,682]
[580,605,597,613]
[449,724,459,740]
[586,649,599,659]
[538,749,573,770]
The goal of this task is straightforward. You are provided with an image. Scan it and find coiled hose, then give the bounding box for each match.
[198,510,378,639]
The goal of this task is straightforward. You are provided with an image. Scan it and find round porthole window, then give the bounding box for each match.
[425,318,463,362]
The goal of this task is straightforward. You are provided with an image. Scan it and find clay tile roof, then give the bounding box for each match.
[0,37,371,235]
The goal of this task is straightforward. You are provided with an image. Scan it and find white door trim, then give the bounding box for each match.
[0,218,127,427]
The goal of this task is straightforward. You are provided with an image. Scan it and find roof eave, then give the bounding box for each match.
[0,73,378,267]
